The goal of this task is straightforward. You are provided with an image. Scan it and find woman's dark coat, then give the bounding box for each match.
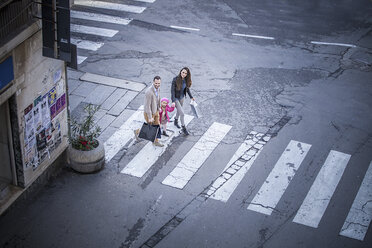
[171,76,193,102]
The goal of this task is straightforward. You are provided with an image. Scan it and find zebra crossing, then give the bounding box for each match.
[68,0,371,242]
[340,160,372,241]
[209,131,269,202]
[70,38,104,51]
[103,108,372,242]
[71,10,132,25]
[162,122,231,189]
[293,150,351,228]
[247,140,312,215]
[70,0,156,65]
[121,114,194,177]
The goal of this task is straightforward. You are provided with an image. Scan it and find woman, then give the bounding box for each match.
[171,67,195,135]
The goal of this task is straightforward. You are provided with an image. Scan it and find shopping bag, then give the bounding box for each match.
[190,100,202,118]
[138,122,160,142]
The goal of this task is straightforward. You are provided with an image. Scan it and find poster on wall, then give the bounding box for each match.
[50,93,66,120]
[53,69,62,84]
[33,102,42,134]
[46,121,55,153]
[24,104,33,144]
[31,94,51,168]
[36,128,48,165]
[54,119,62,148]
[23,68,66,170]
[41,95,50,129]
[56,76,64,95]
[24,104,38,168]
[48,87,57,106]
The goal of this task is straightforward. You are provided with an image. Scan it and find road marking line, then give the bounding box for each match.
[77,56,87,64]
[70,24,118,37]
[162,122,232,189]
[70,38,104,51]
[71,10,132,25]
[247,140,311,215]
[74,0,146,14]
[134,0,156,3]
[310,41,357,48]
[232,33,275,40]
[293,150,351,228]
[170,25,200,31]
[340,160,372,241]
[210,133,269,202]
[104,106,144,162]
[121,115,194,177]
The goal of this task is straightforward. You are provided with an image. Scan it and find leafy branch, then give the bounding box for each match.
[68,104,102,151]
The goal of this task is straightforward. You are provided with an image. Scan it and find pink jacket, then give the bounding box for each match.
[159,104,175,122]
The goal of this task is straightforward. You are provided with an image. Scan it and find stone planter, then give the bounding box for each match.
[67,140,105,173]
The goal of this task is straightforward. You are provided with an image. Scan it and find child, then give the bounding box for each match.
[159,97,175,136]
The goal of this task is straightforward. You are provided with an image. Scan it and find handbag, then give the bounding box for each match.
[138,122,160,142]
[190,99,202,118]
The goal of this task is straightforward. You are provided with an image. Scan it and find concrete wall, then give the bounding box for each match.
[9,30,68,187]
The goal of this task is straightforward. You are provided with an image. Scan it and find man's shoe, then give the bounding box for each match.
[174,118,181,128]
[182,125,189,136]
[134,129,140,141]
[162,131,169,137]
[153,141,164,147]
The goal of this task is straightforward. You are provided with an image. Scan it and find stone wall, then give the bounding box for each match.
[10,30,69,187]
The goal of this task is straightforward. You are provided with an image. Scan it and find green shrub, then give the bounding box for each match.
[68,104,101,151]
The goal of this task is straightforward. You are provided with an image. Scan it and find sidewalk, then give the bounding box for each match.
[0,69,147,217]
[67,69,147,144]
[0,70,153,247]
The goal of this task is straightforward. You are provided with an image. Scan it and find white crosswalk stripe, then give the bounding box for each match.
[104,106,144,162]
[247,140,311,215]
[134,0,156,3]
[77,55,87,64]
[121,115,194,177]
[70,0,157,65]
[293,150,351,228]
[71,10,132,25]
[70,24,118,37]
[209,132,270,202]
[74,0,146,14]
[71,38,104,51]
[340,160,372,241]
[162,122,232,189]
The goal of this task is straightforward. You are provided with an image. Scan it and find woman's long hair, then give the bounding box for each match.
[176,67,192,90]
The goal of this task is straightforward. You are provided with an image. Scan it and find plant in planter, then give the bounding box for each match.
[67,104,105,173]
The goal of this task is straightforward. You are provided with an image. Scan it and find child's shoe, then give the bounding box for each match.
[162,131,169,137]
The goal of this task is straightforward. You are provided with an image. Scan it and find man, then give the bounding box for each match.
[134,76,164,147]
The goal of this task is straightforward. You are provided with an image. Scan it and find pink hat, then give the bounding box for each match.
[161,97,169,103]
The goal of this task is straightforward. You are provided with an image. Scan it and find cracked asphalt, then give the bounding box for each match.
[1,0,372,247]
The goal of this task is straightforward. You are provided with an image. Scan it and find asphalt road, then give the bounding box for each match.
[1,0,372,247]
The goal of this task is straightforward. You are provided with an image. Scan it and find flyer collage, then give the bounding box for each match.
[23,69,66,169]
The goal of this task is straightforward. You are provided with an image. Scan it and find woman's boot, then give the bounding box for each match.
[174,118,181,128]
[182,125,189,136]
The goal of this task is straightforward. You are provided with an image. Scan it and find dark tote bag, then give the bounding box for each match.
[138,122,160,142]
